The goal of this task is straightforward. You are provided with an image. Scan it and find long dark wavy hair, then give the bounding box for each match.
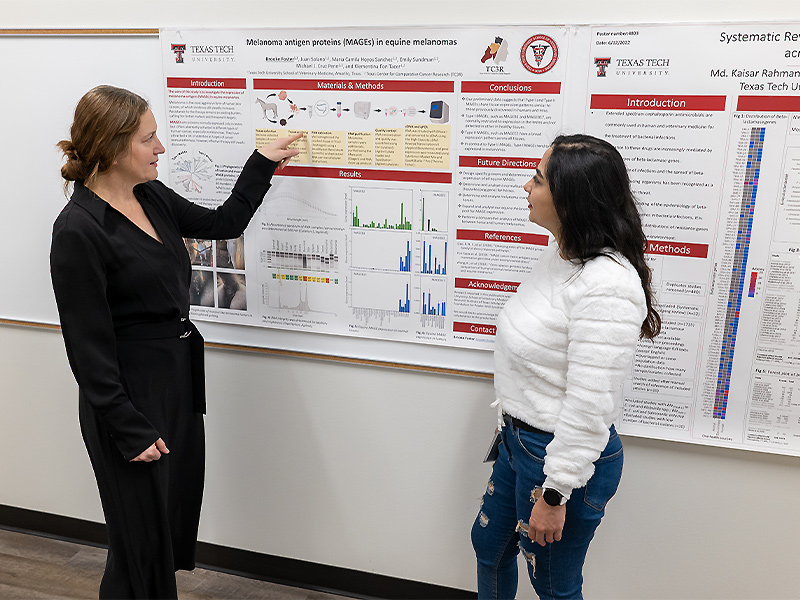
[546,134,660,339]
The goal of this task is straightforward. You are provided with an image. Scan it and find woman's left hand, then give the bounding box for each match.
[528,497,566,546]
[257,132,304,169]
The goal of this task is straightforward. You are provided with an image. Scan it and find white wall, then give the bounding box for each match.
[4,323,800,598]
[3,1,800,598]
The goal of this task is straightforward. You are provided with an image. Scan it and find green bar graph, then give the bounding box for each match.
[422,196,438,232]
[352,202,412,230]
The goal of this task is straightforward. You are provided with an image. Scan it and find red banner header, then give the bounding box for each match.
[459,156,540,170]
[646,240,709,258]
[454,278,520,294]
[453,321,497,336]
[737,96,800,112]
[461,81,561,94]
[590,94,726,111]
[275,165,451,184]
[167,77,246,89]
[254,79,454,92]
[456,229,549,246]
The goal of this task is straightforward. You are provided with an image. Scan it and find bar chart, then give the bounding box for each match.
[419,237,448,275]
[351,229,413,272]
[350,186,414,230]
[350,270,413,322]
[417,277,448,329]
[418,190,449,232]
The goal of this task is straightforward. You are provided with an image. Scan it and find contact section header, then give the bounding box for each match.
[452,322,497,336]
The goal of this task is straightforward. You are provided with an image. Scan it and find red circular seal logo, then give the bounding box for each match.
[520,34,559,74]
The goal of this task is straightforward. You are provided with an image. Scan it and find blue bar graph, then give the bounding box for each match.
[399,241,411,272]
[422,240,447,275]
[398,283,410,313]
[421,290,446,316]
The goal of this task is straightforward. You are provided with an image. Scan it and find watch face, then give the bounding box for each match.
[542,489,562,506]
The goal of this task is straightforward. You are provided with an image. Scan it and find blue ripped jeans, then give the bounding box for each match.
[471,416,623,600]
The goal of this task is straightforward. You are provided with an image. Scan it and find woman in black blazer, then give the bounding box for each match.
[50,85,300,599]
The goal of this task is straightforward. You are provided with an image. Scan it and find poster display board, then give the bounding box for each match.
[160,23,800,455]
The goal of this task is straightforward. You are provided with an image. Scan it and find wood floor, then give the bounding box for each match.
[0,527,354,599]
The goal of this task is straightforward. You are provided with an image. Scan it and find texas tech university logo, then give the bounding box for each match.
[595,57,611,77]
[172,44,186,64]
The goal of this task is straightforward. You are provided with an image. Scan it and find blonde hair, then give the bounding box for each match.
[57,85,149,190]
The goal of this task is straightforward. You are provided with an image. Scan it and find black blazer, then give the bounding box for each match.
[50,150,277,459]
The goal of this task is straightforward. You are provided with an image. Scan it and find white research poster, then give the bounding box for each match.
[161,24,800,456]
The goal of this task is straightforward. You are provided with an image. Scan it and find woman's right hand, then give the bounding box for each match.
[257,132,304,169]
[528,493,566,546]
[131,438,170,462]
